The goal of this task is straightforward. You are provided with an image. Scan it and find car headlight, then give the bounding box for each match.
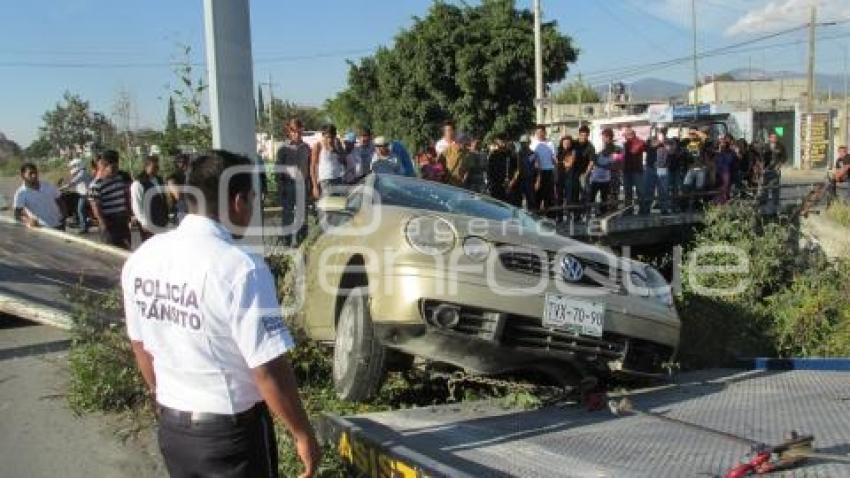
[462,236,491,262]
[645,266,674,307]
[405,216,456,255]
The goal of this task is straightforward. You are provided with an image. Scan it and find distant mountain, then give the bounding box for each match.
[722,68,844,93]
[593,78,690,102]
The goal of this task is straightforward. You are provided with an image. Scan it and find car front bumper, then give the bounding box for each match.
[368,267,680,376]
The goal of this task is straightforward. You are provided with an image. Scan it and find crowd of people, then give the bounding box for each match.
[272,116,807,230]
[12,119,850,249]
[12,150,189,250]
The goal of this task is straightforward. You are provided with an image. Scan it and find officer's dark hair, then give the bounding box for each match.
[578,125,590,134]
[20,162,37,176]
[443,120,455,129]
[186,150,254,215]
[602,128,614,139]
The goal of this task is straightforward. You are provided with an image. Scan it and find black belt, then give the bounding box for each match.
[157,402,265,427]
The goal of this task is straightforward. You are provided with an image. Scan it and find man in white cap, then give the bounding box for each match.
[370,137,402,175]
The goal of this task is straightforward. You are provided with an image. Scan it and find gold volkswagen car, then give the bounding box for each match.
[301,174,680,401]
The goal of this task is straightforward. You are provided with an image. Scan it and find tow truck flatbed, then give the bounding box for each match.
[321,368,850,477]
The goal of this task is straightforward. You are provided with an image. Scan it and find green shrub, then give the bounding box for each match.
[767,259,850,357]
[66,290,147,414]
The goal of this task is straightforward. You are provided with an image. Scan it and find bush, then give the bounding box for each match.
[66,290,148,414]
[767,259,850,357]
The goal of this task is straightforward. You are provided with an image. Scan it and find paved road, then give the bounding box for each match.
[0,315,162,477]
[0,219,124,328]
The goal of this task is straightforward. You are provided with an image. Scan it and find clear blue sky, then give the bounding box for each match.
[1,0,847,146]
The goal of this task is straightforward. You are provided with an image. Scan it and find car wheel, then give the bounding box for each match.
[333,287,386,401]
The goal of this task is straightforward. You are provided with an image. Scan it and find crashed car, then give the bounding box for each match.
[301,174,680,401]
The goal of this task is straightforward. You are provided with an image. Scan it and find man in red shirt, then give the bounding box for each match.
[622,126,646,213]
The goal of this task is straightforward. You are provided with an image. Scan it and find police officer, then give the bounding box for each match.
[121,150,320,478]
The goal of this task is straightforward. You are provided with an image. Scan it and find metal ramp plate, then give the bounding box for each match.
[321,369,850,477]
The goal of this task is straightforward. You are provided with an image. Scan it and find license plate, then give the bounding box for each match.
[542,294,605,338]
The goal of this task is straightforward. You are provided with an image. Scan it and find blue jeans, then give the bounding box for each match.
[76,195,88,232]
[278,177,308,247]
[623,171,644,212]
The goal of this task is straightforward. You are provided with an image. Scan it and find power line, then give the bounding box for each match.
[580,22,849,83]
[0,47,376,69]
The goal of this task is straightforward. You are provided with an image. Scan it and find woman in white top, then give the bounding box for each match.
[311,124,346,198]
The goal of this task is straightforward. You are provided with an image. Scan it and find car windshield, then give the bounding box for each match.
[373,174,545,229]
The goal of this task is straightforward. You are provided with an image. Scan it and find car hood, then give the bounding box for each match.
[377,206,634,269]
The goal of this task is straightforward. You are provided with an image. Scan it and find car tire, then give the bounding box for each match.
[333,287,386,401]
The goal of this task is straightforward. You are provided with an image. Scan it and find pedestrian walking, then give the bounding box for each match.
[130,155,169,241]
[121,150,321,478]
[275,118,312,247]
[435,120,458,157]
[164,174,188,225]
[13,162,65,230]
[310,124,345,198]
[622,126,645,214]
[88,150,131,249]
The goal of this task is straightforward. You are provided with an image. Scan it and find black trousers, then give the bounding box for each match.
[157,403,279,478]
[537,169,556,214]
[100,214,131,250]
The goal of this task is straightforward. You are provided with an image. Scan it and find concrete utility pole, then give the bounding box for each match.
[691,0,699,108]
[202,0,260,230]
[203,0,256,158]
[534,0,544,125]
[806,4,817,114]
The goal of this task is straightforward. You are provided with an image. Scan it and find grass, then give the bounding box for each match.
[825,201,850,229]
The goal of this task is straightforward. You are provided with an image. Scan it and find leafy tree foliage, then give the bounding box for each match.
[167,45,211,152]
[38,91,116,155]
[326,0,576,149]
[552,78,601,104]
[257,85,266,127]
[264,99,327,135]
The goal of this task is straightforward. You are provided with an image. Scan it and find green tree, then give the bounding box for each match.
[552,78,600,104]
[266,99,326,135]
[326,0,577,149]
[24,137,53,159]
[165,97,177,132]
[39,91,106,155]
[161,97,180,154]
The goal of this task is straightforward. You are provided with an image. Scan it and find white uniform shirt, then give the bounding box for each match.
[129,177,160,230]
[13,182,62,227]
[121,214,294,414]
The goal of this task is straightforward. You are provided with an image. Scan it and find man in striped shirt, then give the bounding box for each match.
[89,150,131,250]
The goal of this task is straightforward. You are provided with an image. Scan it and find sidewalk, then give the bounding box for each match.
[0,315,162,477]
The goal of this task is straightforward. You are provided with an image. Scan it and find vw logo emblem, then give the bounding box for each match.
[561,255,584,283]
